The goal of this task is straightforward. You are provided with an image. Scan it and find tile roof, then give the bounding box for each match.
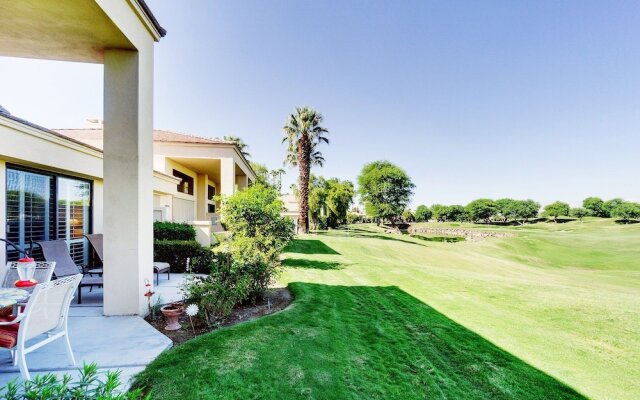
[52,128,237,149]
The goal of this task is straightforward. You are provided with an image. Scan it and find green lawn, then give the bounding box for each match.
[134,219,640,399]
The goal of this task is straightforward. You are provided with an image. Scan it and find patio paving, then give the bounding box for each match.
[0,273,186,389]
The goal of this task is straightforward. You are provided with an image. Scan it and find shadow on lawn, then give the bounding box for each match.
[284,239,341,255]
[281,258,345,270]
[134,283,587,400]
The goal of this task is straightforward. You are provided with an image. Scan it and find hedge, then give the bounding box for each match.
[153,221,196,241]
[153,240,213,273]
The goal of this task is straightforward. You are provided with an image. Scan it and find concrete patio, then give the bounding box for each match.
[0,273,187,388]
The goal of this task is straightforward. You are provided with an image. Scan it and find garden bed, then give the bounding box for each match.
[145,287,293,345]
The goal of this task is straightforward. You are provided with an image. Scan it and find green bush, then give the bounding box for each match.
[153,221,196,241]
[0,363,147,399]
[220,184,294,299]
[153,240,213,273]
[181,253,251,325]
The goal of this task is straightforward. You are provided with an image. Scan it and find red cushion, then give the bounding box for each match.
[0,328,17,349]
[0,316,19,331]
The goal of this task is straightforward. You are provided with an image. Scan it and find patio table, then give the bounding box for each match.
[0,288,29,309]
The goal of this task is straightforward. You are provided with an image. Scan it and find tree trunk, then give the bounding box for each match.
[297,136,311,234]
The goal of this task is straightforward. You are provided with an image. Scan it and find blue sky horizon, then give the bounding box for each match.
[1,0,638,208]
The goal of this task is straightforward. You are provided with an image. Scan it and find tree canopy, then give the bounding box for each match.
[308,175,354,229]
[414,205,432,222]
[465,199,497,223]
[542,201,571,222]
[610,202,640,223]
[582,197,606,217]
[358,161,415,224]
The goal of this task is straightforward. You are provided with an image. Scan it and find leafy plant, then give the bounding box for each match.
[0,363,148,399]
[153,240,213,273]
[181,254,250,325]
[153,222,196,241]
[220,184,294,299]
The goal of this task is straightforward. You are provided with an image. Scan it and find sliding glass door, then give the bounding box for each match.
[6,169,54,259]
[5,166,91,264]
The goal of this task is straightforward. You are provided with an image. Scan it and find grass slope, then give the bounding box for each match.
[134,283,584,399]
[136,219,640,399]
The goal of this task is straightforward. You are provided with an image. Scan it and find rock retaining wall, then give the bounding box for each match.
[408,227,515,241]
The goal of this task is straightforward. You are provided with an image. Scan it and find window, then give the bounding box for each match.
[207,185,216,200]
[5,166,91,265]
[57,178,91,265]
[173,169,193,195]
[208,204,216,213]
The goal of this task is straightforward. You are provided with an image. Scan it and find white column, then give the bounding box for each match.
[220,158,235,196]
[103,48,154,316]
[0,160,6,268]
[196,173,207,220]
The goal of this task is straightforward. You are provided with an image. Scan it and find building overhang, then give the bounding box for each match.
[0,0,164,63]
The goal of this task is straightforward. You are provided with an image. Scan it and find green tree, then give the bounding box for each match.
[414,205,432,222]
[283,107,330,234]
[603,198,625,218]
[325,178,355,227]
[250,162,270,186]
[495,198,515,222]
[308,176,354,229]
[542,201,570,222]
[583,197,606,217]
[508,199,540,224]
[611,202,640,223]
[402,209,414,222]
[224,135,251,158]
[465,199,497,223]
[570,207,589,221]
[358,161,415,225]
[219,184,294,298]
[431,204,448,222]
[444,205,466,222]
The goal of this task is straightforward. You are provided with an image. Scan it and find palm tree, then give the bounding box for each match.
[224,135,251,159]
[283,107,329,234]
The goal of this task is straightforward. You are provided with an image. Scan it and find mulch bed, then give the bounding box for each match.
[145,287,293,346]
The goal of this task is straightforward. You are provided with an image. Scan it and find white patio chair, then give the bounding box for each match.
[0,274,82,380]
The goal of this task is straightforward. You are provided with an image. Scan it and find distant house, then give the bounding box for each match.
[0,111,255,267]
[280,193,300,233]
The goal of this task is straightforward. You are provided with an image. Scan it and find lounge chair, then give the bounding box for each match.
[35,240,102,304]
[84,234,104,275]
[86,233,170,286]
[0,274,82,380]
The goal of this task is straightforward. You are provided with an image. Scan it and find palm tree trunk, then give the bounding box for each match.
[297,136,311,234]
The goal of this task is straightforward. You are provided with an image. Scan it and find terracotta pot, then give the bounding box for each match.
[160,304,184,331]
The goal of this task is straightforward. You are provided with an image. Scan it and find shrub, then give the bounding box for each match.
[153,240,213,273]
[220,184,294,299]
[153,221,196,241]
[0,363,147,399]
[181,253,250,325]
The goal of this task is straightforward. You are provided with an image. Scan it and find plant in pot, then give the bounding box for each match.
[160,302,184,331]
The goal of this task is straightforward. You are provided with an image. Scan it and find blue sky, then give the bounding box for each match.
[1,0,638,207]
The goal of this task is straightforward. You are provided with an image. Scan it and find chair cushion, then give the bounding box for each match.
[0,316,19,331]
[0,327,18,349]
[153,262,170,272]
